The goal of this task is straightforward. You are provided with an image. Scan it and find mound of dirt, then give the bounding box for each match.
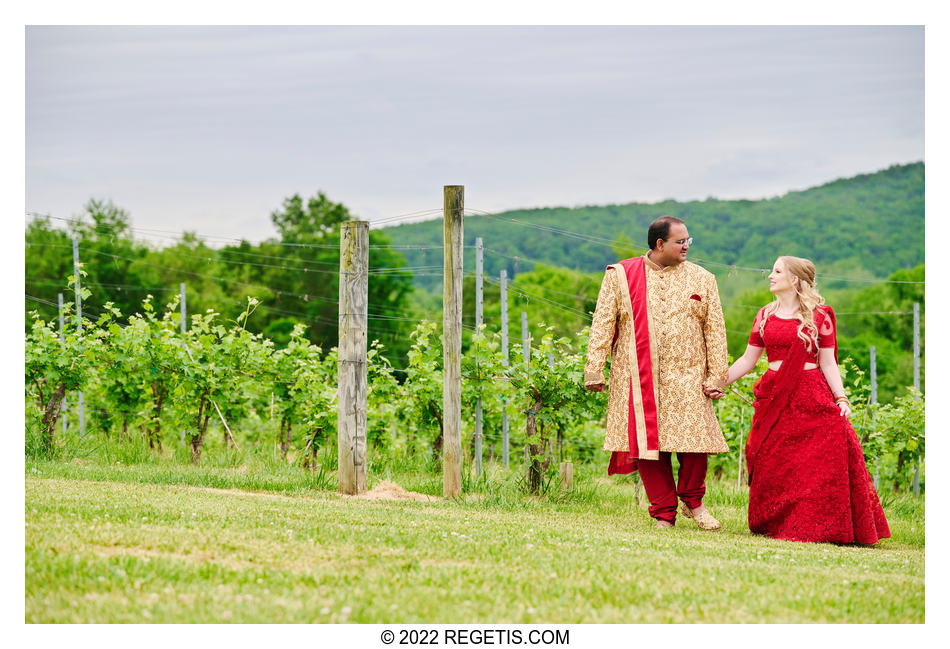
[355,480,435,502]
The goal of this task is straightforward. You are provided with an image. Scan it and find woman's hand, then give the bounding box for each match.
[837,401,851,418]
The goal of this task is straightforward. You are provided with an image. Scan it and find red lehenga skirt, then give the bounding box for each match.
[747,368,890,544]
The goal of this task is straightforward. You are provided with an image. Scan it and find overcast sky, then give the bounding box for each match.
[25,25,923,244]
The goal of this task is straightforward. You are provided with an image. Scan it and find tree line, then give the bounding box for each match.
[382,162,923,295]
[26,165,923,402]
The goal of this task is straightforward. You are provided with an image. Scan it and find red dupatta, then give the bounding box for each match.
[607,257,661,475]
[744,306,837,484]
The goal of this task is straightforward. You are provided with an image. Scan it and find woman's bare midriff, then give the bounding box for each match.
[769,361,818,371]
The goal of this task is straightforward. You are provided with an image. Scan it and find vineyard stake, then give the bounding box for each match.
[58,293,67,434]
[737,408,744,489]
[72,239,82,327]
[548,353,556,465]
[870,345,879,491]
[212,400,240,450]
[520,311,530,483]
[474,236,484,476]
[180,282,187,333]
[177,282,187,442]
[521,312,530,365]
[500,269,510,469]
[913,302,920,497]
[443,185,464,497]
[337,220,369,495]
[72,238,85,437]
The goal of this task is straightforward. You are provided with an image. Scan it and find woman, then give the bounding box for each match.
[726,256,890,544]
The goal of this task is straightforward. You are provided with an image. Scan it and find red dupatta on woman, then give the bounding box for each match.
[744,306,838,485]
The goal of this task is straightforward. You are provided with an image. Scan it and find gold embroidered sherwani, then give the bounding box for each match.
[585,255,729,454]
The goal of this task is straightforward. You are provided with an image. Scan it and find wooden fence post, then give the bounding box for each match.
[474,236,484,475]
[559,461,574,492]
[443,186,464,497]
[337,220,368,495]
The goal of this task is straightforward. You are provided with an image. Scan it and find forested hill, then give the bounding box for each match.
[383,162,923,290]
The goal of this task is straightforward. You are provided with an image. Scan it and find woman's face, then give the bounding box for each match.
[768,259,798,294]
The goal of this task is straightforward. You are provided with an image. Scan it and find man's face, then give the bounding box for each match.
[654,223,690,266]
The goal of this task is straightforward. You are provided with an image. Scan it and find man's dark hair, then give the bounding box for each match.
[647,215,686,250]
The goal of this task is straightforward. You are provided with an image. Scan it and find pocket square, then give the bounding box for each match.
[690,294,702,301]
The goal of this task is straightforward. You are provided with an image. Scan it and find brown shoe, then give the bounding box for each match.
[680,503,721,531]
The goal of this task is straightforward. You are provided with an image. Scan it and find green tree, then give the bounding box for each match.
[245,191,415,367]
[25,215,73,327]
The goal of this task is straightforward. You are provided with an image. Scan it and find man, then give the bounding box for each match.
[585,216,729,529]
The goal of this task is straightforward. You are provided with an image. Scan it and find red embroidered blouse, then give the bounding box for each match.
[748,305,836,364]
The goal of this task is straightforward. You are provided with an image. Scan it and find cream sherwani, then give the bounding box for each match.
[585,255,729,454]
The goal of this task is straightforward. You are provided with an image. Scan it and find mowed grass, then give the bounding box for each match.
[26,460,924,623]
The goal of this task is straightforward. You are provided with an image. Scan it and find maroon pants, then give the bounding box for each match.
[638,452,708,524]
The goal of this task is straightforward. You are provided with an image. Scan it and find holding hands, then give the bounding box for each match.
[703,385,725,400]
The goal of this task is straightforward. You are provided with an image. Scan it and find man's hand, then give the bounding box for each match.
[703,385,725,400]
[587,383,606,393]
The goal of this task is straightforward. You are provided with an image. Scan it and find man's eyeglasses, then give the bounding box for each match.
[663,237,693,247]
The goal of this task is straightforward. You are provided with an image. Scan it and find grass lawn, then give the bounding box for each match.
[25,459,924,623]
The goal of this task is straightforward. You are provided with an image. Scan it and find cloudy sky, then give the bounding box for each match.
[25,25,923,243]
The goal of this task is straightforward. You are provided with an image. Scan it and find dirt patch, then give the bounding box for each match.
[87,544,250,568]
[353,481,435,502]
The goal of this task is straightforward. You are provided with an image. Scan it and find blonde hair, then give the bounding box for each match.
[758,256,825,351]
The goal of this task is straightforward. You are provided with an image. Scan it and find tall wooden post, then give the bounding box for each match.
[443,186,464,497]
[474,237,484,475]
[559,461,574,492]
[500,269,510,469]
[337,220,368,495]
